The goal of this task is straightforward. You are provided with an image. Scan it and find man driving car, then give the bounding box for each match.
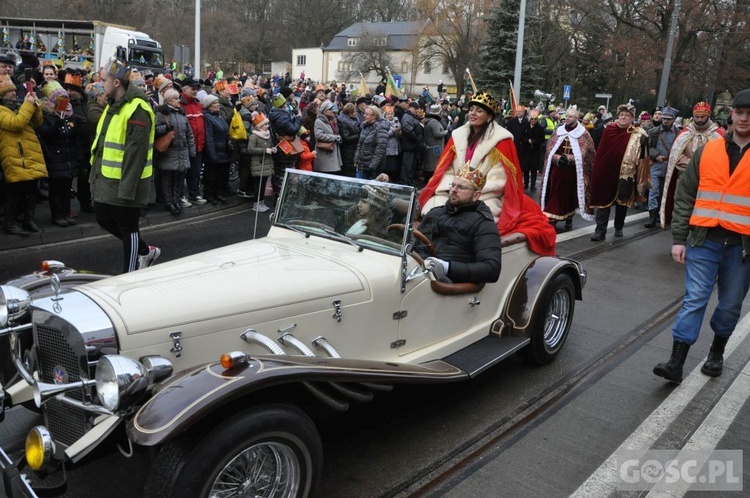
[416,164,502,284]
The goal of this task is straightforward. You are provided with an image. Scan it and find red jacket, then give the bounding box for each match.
[296,140,315,171]
[180,95,205,153]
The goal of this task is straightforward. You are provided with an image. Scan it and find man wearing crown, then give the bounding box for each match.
[416,164,502,284]
[90,59,160,272]
[419,91,556,257]
[659,102,724,228]
[588,102,648,240]
[540,104,596,229]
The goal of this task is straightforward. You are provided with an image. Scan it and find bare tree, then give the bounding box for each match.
[336,31,393,82]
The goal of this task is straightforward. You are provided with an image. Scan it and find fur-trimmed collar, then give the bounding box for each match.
[452,121,513,169]
[555,121,585,139]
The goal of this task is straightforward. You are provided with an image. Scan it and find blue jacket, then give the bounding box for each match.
[203,110,230,164]
[269,107,302,140]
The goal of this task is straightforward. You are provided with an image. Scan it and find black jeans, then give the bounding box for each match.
[48,177,72,220]
[94,202,149,273]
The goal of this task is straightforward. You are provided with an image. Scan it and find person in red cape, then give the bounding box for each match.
[418,91,556,256]
[588,102,648,240]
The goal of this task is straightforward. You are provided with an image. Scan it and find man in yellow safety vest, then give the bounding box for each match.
[90,58,159,273]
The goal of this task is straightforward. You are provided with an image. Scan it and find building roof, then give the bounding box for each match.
[324,21,425,51]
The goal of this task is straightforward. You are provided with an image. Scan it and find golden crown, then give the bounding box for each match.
[468,91,498,115]
[456,162,487,190]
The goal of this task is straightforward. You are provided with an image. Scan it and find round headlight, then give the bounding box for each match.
[25,426,54,471]
[95,355,149,412]
[0,285,31,328]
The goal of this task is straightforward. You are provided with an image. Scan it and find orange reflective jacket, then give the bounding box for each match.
[689,138,750,235]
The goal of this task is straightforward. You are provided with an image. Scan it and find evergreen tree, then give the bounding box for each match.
[477,0,545,108]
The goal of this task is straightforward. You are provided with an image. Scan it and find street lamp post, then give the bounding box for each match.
[195,0,201,79]
[656,0,680,107]
[513,0,527,102]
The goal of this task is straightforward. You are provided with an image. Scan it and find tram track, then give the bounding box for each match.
[383,227,679,498]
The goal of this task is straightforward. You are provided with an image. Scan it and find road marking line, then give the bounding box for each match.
[570,313,750,497]
[556,212,650,243]
[646,360,750,497]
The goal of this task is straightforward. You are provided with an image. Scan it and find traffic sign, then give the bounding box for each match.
[595,93,612,98]
[563,85,571,100]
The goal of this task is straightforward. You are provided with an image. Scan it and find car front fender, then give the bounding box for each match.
[128,355,468,446]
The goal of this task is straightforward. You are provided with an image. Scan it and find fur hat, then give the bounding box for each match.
[617,103,636,117]
[361,185,389,212]
[202,94,219,109]
[0,74,17,95]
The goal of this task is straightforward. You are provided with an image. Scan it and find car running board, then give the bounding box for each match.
[442,335,530,378]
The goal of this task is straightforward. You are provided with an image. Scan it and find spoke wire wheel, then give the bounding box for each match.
[543,285,572,354]
[207,437,301,498]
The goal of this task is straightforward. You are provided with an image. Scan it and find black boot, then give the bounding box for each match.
[653,340,691,384]
[4,198,29,237]
[701,335,729,377]
[644,209,659,229]
[22,202,40,232]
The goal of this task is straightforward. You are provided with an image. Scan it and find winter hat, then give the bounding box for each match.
[162,89,180,101]
[280,86,293,99]
[361,185,390,212]
[319,100,336,113]
[639,111,651,121]
[202,94,219,109]
[428,103,441,115]
[252,112,269,128]
[0,74,17,95]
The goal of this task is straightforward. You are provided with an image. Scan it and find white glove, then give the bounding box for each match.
[425,257,450,282]
[266,148,274,154]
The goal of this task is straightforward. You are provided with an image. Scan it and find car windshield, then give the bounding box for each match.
[275,170,416,256]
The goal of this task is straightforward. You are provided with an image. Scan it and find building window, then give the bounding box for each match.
[424,61,432,74]
[262,62,272,73]
[401,61,408,74]
[442,63,449,74]
[347,38,359,47]
[297,55,306,66]
[375,37,387,47]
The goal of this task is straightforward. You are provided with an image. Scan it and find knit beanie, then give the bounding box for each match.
[202,94,219,109]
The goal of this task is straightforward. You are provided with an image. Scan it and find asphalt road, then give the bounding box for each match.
[2,211,748,497]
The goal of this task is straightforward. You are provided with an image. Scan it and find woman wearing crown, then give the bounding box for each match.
[418,91,556,256]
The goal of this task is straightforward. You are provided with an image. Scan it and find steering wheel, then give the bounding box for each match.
[387,224,436,263]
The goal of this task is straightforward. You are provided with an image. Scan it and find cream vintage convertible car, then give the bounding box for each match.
[0,170,585,498]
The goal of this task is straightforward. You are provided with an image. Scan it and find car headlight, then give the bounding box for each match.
[95,355,149,412]
[25,426,54,471]
[0,285,31,329]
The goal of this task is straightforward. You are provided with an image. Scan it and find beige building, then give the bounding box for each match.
[292,21,457,98]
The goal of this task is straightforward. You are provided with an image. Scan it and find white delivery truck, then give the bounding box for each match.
[0,17,164,73]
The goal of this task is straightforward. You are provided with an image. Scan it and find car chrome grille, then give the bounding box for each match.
[36,324,88,447]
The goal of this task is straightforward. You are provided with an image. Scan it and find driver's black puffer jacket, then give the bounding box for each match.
[416,200,502,284]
